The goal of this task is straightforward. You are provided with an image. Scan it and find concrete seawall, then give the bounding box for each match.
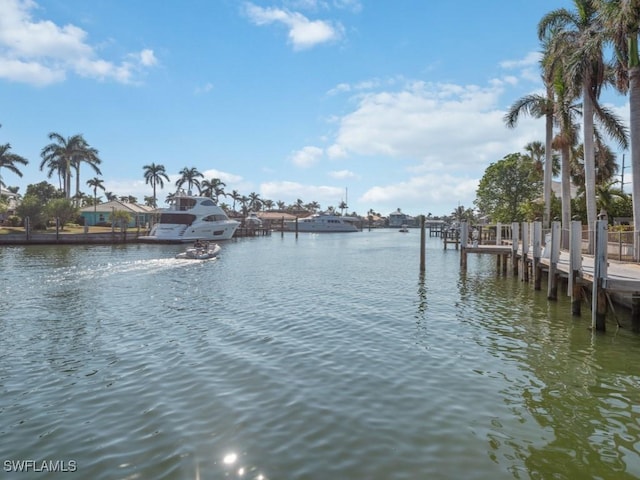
[0,232,140,245]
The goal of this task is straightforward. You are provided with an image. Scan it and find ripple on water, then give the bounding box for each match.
[2,236,640,479]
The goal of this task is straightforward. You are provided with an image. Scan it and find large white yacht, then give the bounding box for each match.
[141,192,239,242]
[284,212,360,233]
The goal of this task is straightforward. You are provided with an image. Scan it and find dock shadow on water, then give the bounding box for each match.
[1,232,640,479]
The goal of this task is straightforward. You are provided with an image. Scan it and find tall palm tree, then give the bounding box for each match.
[40,133,100,201]
[504,84,555,228]
[595,0,640,258]
[72,145,101,201]
[540,1,628,252]
[545,36,583,236]
[86,177,105,219]
[143,163,170,208]
[175,167,203,195]
[0,143,28,192]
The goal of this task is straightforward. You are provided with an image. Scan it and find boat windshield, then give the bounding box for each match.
[203,214,229,222]
[159,213,196,225]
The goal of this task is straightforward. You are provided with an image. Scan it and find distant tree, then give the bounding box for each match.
[143,163,170,208]
[16,195,47,229]
[24,181,64,204]
[144,195,155,207]
[474,153,543,223]
[45,198,78,229]
[201,178,226,204]
[86,177,105,216]
[111,210,133,231]
[248,192,262,212]
[40,133,101,201]
[105,191,117,201]
[338,200,348,216]
[230,190,241,211]
[263,199,274,210]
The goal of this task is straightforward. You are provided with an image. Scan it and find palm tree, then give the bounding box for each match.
[540,1,628,252]
[175,167,203,195]
[0,143,28,193]
[595,0,640,258]
[143,163,170,208]
[230,190,241,212]
[40,133,100,201]
[504,84,555,228]
[338,200,348,216]
[72,145,101,201]
[86,177,105,220]
[248,192,262,212]
[200,178,226,204]
[543,31,583,236]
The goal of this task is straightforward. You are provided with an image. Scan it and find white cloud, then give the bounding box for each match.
[290,145,324,167]
[0,0,157,86]
[328,169,356,179]
[244,2,343,50]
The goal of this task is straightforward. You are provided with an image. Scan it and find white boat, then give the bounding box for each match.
[175,242,221,260]
[245,211,263,227]
[399,224,409,232]
[284,212,359,233]
[141,192,240,242]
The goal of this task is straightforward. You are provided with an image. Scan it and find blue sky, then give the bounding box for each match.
[0,0,630,216]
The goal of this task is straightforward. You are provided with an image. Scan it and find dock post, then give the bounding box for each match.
[521,222,530,282]
[460,221,468,270]
[496,222,502,245]
[295,217,299,239]
[570,221,583,316]
[532,221,542,290]
[281,216,284,238]
[511,222,519,277]
[632,294,640,332]
[592,219,608,331]
[420,215,426,273]
[547,221,561,300]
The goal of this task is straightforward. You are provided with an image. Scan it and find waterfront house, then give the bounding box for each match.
[79,201,154,228]
[388,208,415,228]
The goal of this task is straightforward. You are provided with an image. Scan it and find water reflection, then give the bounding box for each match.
[456,254,640,479]
[414,271,428,345]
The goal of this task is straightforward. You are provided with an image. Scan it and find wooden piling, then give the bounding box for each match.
[521,222,529,282]
[460,221,468,270]
[632,294,640,332]
[569,221,582,316]
[592,219,608,331]
[547,221,561,300]
[532,221,542,290]
[420,215,426,273]
[511,222,519,277]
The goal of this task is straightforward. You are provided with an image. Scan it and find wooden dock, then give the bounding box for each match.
[455,220,640,332]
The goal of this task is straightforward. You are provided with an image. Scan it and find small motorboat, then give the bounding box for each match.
[399,224,409,232]
[175,242,221,260]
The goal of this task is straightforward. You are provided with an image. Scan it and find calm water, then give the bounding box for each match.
[1,230,640,479]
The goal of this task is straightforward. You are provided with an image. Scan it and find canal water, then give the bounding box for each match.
[1,230,639,479]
